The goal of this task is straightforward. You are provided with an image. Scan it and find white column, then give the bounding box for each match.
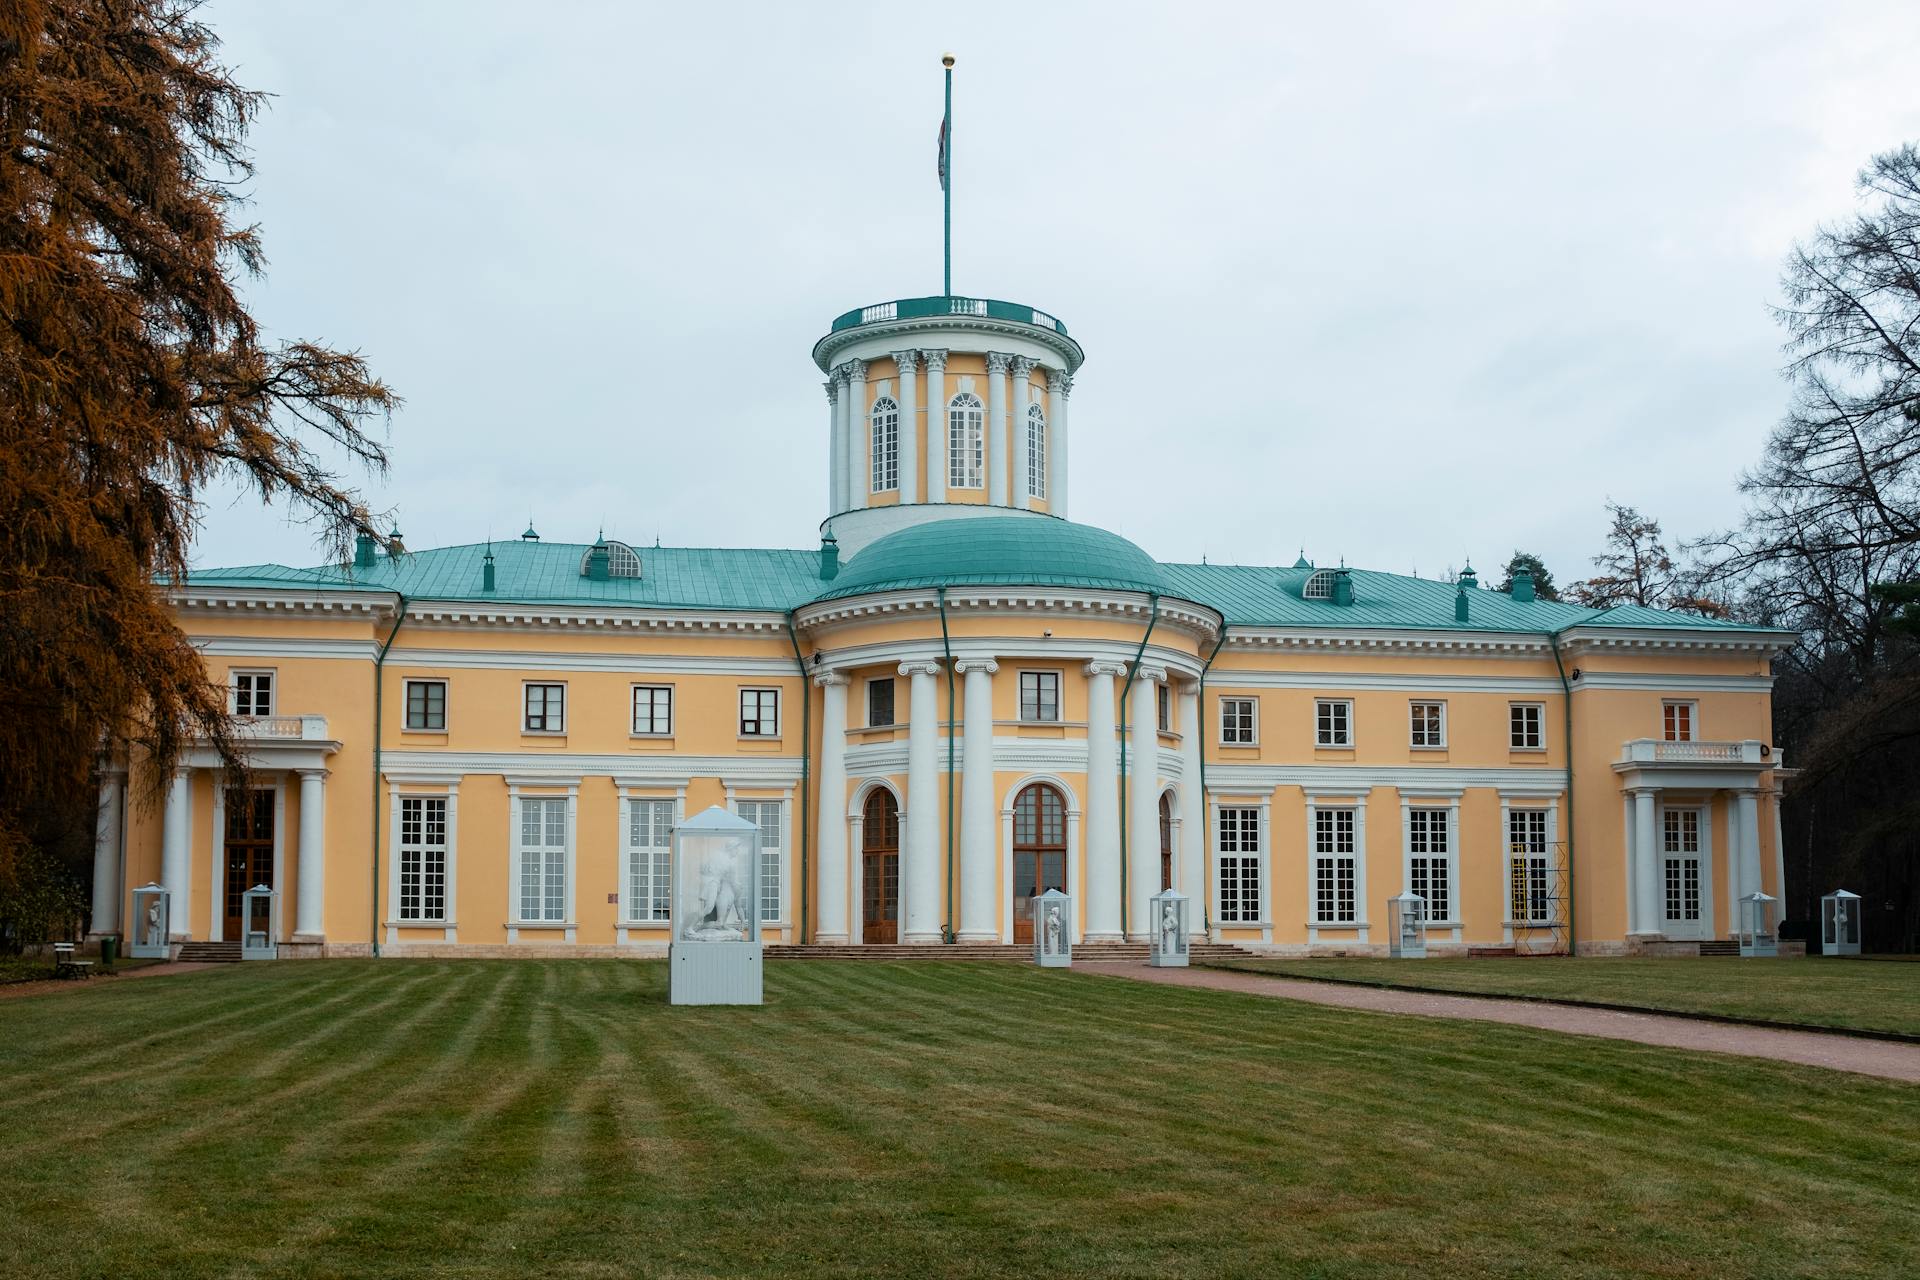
[924,350,948,502]
[843,359,868,510]
[824,376,842,513]
[1736,789,1763,917]
[1127,666,1164,940]
[1631,787,1660,936]
[900,661,943,943]
[956,658,999,942]
[1010,356,1035,509]
[891,350,920,504]
[985,352,1011,506]
[90,772,125,936]
[1769,788,1788,919]
[162,768,191,938]
[1083,660,1125,941]
[294,768,327,940]
[813,673,851,944]
[1048,367,1072,518]
[1177,681,1205,935]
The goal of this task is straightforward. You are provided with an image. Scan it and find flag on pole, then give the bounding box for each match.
[937,114,950,192]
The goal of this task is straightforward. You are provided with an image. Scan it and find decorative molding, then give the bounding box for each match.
[811,670,850,688]
[1133,663,1168,684]
[171,586,398,619]
[984,351,1012,375]
[386,647,795,676]
[796,587,1221,643]
[402,602,792,636]
[1010,355,1035,380]
[896,660,942,678]
[1084,660,1129,678]
[1207,764,1571,794]
[921,348,948,373]
[812,317,1080,376]
[846,358,868,382]
[1048,367,1073,396]
[380,750,804,784]
[822,379,838,405]
[890,349,919,375]
[192,636,382,661]
[954,658,1000,675]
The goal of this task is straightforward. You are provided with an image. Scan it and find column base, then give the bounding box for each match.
[812,932,851,946]
[291,932,327,945]
[955,929,999,943]
[902,931,944,945]
[1125,932,1152,944]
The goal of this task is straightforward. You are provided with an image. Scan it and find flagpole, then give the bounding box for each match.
[942,53,954,297]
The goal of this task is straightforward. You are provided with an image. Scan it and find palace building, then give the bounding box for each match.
[93,291,1796,958]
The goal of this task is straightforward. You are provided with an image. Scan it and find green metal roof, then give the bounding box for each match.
[814,517,1170,602]
[184,526,1793,639]
[827,295,1069,337]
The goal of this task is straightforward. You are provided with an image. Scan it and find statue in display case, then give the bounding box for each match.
[669,805,764,1005]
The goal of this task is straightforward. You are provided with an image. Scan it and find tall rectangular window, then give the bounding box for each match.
[404,679,447,731]
[1316,699,1353,747]
[1313,807,1357,924]
[867,678,895,727]
[1157,683,1171,733]
[398,796,447,922]
[1510,703,1544,750]
[740,688,780,737]
[524,683,565,733]
[1026,404,1047,498]
[1019,671,1060,722]
[632,685,673,736]
[948,393,984,488]
[627,799,673,923]
[1662,701,1696,742]
[739,800,785,924]
[1407,807,1450,920]
[1662,808,1701,923]
[870,398,899,493]
[518,797,568,922]
[1220,697,1257,744]
[1508,808,1550,923]
[231,670,274,717]
[1409,701,1445,748]
[1217,806,1262,924]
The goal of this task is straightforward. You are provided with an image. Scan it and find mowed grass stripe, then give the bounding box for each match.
[3,959,1917,1279]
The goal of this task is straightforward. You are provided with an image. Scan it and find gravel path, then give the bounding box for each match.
[0,961,223,1001]
[1076,961,1920,1083]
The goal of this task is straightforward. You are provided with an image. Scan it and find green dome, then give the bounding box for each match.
[817,516,1170,601]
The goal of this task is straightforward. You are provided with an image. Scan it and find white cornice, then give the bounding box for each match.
[379,750,803,784]
[171,586,398,619]
[386,647,796,676]
[1223,627,1552,658]
[812,314,1084,373]
[1556,626,1798,657]
[1570,671,1775,693]
[796,587,1221,643]
[813,634,1205,682]
[404,601,794,637]
[1207,764,1569,794]
[192,636,383,661]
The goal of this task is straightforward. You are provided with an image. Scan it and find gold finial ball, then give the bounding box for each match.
[942,53,955,68]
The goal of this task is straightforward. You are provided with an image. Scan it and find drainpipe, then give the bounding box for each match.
[785,614,812,944]
[1549,627,1577,956]
[1196,625,1228,934]
[937,587,957,943]
[1116,593,1161,939]
[369,594,407,957]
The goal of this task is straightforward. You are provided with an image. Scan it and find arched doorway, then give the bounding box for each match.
[1159,793,1175,892]
[1012,783,1068,944]
[862,789,899,944]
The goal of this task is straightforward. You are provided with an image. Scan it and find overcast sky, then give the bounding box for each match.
[192,1,1920,584]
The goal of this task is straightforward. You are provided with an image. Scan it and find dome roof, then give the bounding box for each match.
[816,516,1169,601]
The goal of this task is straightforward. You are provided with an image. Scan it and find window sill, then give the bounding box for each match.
[1410,745,1449,753]
[1217,741,1260,750]
[1315,744,1355,753]
[736,735,784,746]
[1217,920,1271,929]
[629,733,675,742]
[401,729,449,739]
[619,919,671,930]
[1503,919,1558,929]
[384,918,456,928]
[1508,747,1548,756]
[1308,920,1372,930]
[508,920,577,929]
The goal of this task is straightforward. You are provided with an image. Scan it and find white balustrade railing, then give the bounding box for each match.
[233,714,330,741]
[1618,738,1767,765]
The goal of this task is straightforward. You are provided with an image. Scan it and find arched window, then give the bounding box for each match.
[1302,568,1337,600]
[862,789,900,944]
[870,397,899,494]
[577,540,642,578]
[1025,403,1047,499]
[1011,782,1068,944]
[948,392,984,490]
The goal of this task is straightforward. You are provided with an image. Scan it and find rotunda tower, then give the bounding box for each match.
[813,296,1084,556]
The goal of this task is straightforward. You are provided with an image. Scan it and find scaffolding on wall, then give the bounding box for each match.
[1507,839,1571,955]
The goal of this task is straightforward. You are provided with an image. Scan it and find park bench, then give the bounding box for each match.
[51,943,93,980]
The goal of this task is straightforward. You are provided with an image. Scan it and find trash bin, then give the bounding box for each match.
[101,935,118,966]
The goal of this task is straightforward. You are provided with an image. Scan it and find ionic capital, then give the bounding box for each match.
[811,670,850,688]
[921,349,949,374]
[1084,660,1127,679]
[984,351,1012,375]
[295,768,331,781]
[954,658,1000,675]
[1134,664,1169,685]
[891,349,920,376]
[897,661,942,678]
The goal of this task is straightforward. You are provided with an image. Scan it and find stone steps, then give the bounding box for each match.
[176,941,242,964]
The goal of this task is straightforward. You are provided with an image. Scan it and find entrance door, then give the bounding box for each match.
[223,788,274,939]
[1660,807,1707,940]
[861,790,899,944]
[1012,783,1067,944]
[1158,793,1175,891]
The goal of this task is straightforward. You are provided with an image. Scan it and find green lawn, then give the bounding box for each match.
[2,961,1916,1279]
[1201,956,1920,1036]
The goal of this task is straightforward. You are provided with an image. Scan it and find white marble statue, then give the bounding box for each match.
[144,900,163,948]
[1043,903,1063,954]
[684,843,748,941]
[1160,903,1180,954]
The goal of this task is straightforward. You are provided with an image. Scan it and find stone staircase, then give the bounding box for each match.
[175,940,242,964]
[1697,939,1741,957]
[767,940,1260,963]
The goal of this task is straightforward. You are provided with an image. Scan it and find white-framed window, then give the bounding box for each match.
[1316,698,1353,747]
[632,684,673,736]
[517,796,568,922]
[1662,808,1702,923]
[1217,805,1262,924]
[1509,702,1544,750]
[867,677,895,727]
[740,688,780,738]
[870,396,899,493]
[1409,701,1446,749]
[1157,683,1171,733]
[948,392,984,489]
[524,682,565,734]
[1019,670,1060,722]
[398,796,448,921]
[231,669,275,717]
[1407,807,1451,921]
[1313,807,1358,924]
[404,679,447,731]
[1302,568,1337,600]
[1220,696,1257,744]
[1662,700,1696,742]
[625,798,673,923]
[738,799,785,924]
[1026,403,1047,498]
[1508,808,1551,923]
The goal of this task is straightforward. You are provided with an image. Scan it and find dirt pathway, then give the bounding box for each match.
[1076,962,1920,1083]
[0,962,223,1002]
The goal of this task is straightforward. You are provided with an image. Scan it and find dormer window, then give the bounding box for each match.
[578,540,641,578]
[1303,568,1338,600]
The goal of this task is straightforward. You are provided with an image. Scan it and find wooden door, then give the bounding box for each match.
[862,790,899,944]
[1159,793,1175,891]
[1011,784,1067,944]
[223,788,274,938]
